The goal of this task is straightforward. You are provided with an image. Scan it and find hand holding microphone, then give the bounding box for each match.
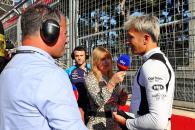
[109,72,126,85]
[108,54,131,90]
[107,71,126,92]
[114,54,131,85]
[116,54,130,103]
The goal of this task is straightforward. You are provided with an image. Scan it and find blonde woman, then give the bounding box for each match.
[85,46,128,130]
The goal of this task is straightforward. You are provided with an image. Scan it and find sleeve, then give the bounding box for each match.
[35,69,87,130]
[85,73,113,107]
[126,60,170,130]
[65,66,76,76]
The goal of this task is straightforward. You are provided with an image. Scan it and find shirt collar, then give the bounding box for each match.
[143,47,161,62]
[17,46,55,63]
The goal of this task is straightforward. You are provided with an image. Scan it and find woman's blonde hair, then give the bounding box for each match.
[91,46,113,82]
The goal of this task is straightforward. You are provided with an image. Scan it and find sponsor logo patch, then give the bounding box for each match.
[148,76,163,82]
[152,93,166,100]
[152,84,164,91]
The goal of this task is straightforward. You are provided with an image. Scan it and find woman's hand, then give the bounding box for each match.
[107,71,126,92]
[110,71,126,85]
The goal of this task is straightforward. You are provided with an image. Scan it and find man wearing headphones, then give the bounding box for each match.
[0,5,87,130]
[66,46,91,124]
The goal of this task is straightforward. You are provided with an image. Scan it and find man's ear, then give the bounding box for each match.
[143,34,150,44]
[144,34,150,41]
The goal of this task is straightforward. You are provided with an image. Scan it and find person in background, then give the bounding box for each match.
[0,4,87,130]
[66,46,91,124]
[85,46,128,130]
[0,21,7,73]
[4,39,15,63]
[113,15,175,130]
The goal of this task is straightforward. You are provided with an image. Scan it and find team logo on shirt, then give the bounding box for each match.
[152,84,164,91]
[72,70,83,80]
[148,76,163,82]
[152,93,166,100]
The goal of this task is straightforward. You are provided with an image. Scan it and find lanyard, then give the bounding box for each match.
[16,50,45,56]
[15,50,56,64]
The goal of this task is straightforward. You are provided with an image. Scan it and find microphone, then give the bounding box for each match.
[117,54,131,71]
[116,54,130,92]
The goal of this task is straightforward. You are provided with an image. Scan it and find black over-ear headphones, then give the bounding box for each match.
[40,19,60,45]
[38,5,60,45]
[71,46,89,60]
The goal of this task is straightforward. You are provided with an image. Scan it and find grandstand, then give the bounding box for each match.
[0,0,194,111]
